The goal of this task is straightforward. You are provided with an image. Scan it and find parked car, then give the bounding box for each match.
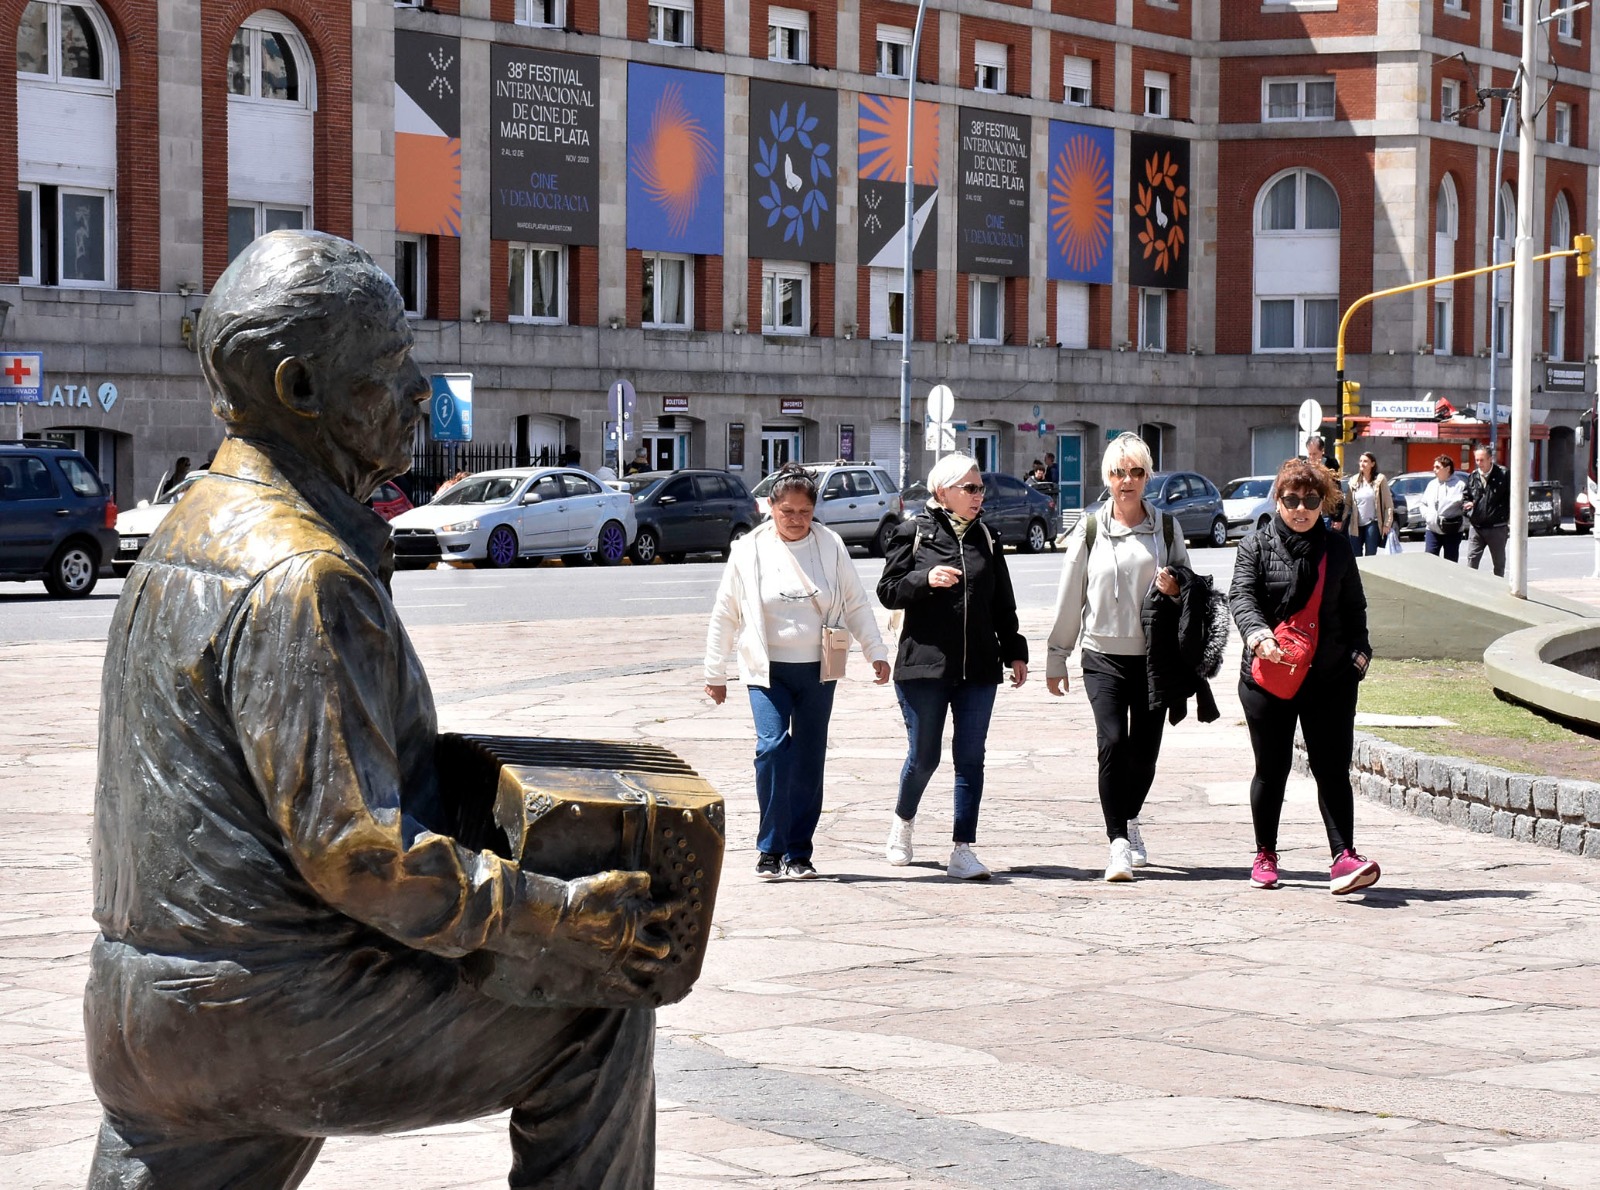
[1220,475,1277,539]
[1574,486,1594,533]
[1528,479,1562,535]
[623,469,758,563]
[751,463,903,555]
[389,467,635,569]
[900,474,1056,552]
[113,469,208,576]
[0,442,119,597]
[1388,471,1433,539]
[367,479,414,521]
[1086,470,1228,547]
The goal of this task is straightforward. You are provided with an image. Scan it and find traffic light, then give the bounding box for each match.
[1576,233,1595,278]
[1340,380,1361,442]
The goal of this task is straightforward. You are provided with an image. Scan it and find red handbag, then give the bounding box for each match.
[1250,557,1326,699]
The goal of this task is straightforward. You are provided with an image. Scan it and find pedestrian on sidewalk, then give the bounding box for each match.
[1229,456,1381,896]
[704,463,891,881]
[1346,452,1394,557]
[1417,455,1467,562]
[1463,445,1510,577]
[1045,432,1188,882]
[878,453,1028,881]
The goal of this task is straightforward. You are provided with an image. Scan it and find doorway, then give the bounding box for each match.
[966,430,999,472]
[760,427,803,476]
[1055,432,1084,509]
[642,434,686,471]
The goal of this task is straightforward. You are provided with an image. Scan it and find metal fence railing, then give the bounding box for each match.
[402,442,562,505]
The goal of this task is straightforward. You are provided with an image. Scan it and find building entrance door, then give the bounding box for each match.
[642,434,686,471]
[1055,432,1084,509]
[760,427,803,476]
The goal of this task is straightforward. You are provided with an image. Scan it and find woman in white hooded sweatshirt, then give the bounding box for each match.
[1046,434,1187,881]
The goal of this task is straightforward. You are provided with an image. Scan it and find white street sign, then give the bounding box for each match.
[924,422,957,452]
[1297,398,1324,438]
[927,384,955,424]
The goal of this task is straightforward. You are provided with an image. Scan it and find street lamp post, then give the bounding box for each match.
[897,0,931,492]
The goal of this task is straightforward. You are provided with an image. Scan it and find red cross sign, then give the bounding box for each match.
[0,353,44,403]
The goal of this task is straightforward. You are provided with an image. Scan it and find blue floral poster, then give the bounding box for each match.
[747,79,836,263]
[627,63,724,255]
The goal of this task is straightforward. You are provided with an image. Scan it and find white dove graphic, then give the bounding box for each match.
[1155,196,1169,228]
[783,154,802,191]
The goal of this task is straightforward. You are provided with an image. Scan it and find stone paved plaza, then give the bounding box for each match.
[2,607,1598,1189]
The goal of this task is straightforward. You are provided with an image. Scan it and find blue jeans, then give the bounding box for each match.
[893,680,998,844]
[747,662,837,862]
[1357,521,1381,556]
[1424,529,1461,562]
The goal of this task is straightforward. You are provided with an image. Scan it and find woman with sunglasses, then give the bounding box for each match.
[1045,433,1187,882]
[1229,457,1379,895]
[704,464,892,881]
[1416,454,1467,562]
[878,453,1028,880]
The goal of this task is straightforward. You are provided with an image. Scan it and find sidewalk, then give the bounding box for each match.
[1,608,1597,1189]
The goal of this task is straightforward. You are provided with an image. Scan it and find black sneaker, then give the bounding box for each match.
[755,853,783,880]
[785,858,819,880]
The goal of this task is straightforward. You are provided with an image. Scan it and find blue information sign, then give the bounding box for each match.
[430,373,473,442]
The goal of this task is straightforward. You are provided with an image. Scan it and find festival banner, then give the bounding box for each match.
[489,45,600,244]
[1128,132,1190,290]
[956,107,1030,276]
[626,64,724,256]
[1046,120,1113,283]
[857,95,939,271]
[747,80,837,263]
[395,30,461,236]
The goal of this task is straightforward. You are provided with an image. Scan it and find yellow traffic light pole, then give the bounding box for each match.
[1333,237,1593,470]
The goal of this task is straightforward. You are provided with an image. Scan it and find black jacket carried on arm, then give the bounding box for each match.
[877,505,1028,683]
[1464,463,1510,529]
[1140,564,1228,725]
[1228,516,1371,685]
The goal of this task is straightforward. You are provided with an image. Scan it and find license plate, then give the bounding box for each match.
[1529,502,1552,513]
[119,537,143,551]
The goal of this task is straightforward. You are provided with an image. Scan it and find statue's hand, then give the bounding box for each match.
[557,870,674,964]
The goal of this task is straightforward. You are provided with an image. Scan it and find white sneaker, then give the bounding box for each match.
[1126,818,1148,868]
[886,815,915,866]
[1105,838,1135,882]
[947,843,991,881]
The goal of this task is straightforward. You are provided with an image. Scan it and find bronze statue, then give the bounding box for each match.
[86,231,677,1189]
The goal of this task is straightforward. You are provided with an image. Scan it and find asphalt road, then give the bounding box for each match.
[3,533,1597,643]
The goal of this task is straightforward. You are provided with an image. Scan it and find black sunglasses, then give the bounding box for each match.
[1279,492,1323,511]
[952,483,986,496]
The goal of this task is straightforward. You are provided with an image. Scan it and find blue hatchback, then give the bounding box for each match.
[0,442,119,597]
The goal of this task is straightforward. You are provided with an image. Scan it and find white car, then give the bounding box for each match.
[390,468,636,569]
[112,470,208,576]
[1220,475,1277,540]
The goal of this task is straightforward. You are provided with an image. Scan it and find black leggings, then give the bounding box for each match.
[1238,662,1359,858]
[1081,650,1166,842]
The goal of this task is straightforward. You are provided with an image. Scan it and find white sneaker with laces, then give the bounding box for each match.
[886,816,915,866]
[1126,818,1148,868]
[947,843,991,881]
[1105,838,1135,882]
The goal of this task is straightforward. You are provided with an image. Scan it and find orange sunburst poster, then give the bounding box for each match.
[627,63,724,255]
[1046,121,1112,283]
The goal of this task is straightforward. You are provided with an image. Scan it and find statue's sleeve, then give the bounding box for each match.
[224,549,564,960]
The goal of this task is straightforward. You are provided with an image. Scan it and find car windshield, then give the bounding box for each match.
[432,476,522,505]
[1223,478,1273,500]
[157,472,206,504]
[625,477,665,501]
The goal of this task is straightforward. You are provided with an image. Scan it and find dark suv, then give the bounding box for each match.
[0,442,119,597]
[623,469,759,563]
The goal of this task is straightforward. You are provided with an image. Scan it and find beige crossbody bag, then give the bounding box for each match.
[777,533,850,681]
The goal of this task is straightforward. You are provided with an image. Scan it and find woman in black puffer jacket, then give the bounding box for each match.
[877,453,1029,881]
[1230,456,1379,897]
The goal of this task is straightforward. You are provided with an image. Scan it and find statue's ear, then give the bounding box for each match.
[274,357,321,419]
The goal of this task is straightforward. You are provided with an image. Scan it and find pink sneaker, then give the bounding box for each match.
[1329,850,1380,895]
[1250,850,1280,889]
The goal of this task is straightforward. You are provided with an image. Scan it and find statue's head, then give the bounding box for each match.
[198,230,430,498]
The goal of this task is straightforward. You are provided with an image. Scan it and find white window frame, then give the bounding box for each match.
[1262,77,1335,122]
[50,185,116,289]
[1434,296,1453,355]
[1441,78,1461,122]
[509,243,567,325]
[17,184,42,286]
[648,0,694,47]
[970,276,1003,344]
[396,234,427,318]
[228,12,316,109]
[517,0,565,27]
[768,7,810,65]
[15,0,118,90]
[1554,102,1572,146]
[1501,0,1520,27]
[1442,0,1464,9]
[1139,289,1166,352]
[642,252,692,329]
[1254,295,1338,353]
[761,262,810,335]
[877,25,911,80]
[228,202,308,265]
[1549,304,1566,361]
[974,40,1007,95]
[1062,56,1092,107]
[1557,5,1575,37]
[870,268,906,340]
[1144,70,1170,118]
[1056,280,1090,349]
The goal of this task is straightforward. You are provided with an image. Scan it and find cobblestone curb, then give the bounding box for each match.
[1293,733,1600,859]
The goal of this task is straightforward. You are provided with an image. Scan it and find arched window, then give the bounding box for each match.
[1433,176,1458,354]
[1494,182,1515,357]
[1253,169,1340,352]
[227,11,316,264]
[15,0,118,288]
[1549,193,1571,360]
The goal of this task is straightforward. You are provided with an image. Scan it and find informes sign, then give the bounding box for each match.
[956,108,1030,276]
[395,30,461,236]
[627,64,724,256]
[0,353,45,403]
[1128,133,1190,290]
[857,96,938,271]
[780,398,806,416]
[1046,121,1113,284]
[748,80,837,263]
[490,45,600,244]
[430,373,473,442]
[1545,363,1589,393]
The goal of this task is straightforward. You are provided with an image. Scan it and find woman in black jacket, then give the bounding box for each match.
[1229,456,1380,895]
[877,453,1029,880]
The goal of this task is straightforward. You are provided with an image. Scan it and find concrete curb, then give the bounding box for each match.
[1293,732,1600,859]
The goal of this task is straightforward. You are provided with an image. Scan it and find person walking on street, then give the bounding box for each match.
[1230,456,1379,896]
[1045,433,1188,882]
[1044,452,1059,484]
[1303,434,1347,531]
[1417,455,1467,562]
[1347,452,1394,557]
[705,464,891,880]
[1464,446,1510,577]
[624,449,651,476]
[878,454,1028,881]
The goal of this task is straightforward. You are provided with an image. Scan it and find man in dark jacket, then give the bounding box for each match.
[1463,445,1510,577]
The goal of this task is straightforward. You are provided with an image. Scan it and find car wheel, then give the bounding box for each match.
[1023,519,1048,554]
[480,525,519,569]
[870,519,896,558]
[630,527,660,565]
[45,541,100,598]
[595,520,628,566]
[1208,517,1229,548]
